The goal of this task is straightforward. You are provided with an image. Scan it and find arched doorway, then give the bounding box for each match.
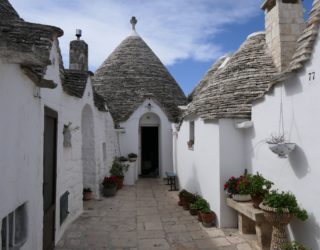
[81,104,96,195]
[139,112,160,177]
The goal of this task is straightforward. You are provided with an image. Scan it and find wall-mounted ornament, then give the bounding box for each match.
[63,122,80,147]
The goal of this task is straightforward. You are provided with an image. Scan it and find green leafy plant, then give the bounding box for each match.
[201,206,211,213]
[109,158,129,177]
[179,189,188,198]
[262,190,308,221]
[248,173,273,196]
[192,197,209,211]
[282,241,308,250]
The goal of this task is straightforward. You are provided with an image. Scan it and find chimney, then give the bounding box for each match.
[262,0,305,71]
[69,29,88,71]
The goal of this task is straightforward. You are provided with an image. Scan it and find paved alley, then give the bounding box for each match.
[56,179,258,250]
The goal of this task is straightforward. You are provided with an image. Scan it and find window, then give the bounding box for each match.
[1,203,27,250]
[188,121,195,149]
[102,143,107,162]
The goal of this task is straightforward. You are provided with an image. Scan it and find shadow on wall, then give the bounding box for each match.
[288,145,310,179]
[284,72,304,97]
[290,213,320,250]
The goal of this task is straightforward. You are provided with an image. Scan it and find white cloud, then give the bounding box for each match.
[9,0,260,71]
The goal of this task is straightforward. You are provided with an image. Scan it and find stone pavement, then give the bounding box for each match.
[56,179,259,250]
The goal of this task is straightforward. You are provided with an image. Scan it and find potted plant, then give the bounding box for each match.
[178,189,187,206]
[283,241,309,250]
[109,158,129,189]
[179,190,194,210]
[83,187,92,201]
[266,134,296,158]
[248,173,273,208]
[128,153,137,162]
[189,202,198,216]
[118,156,128,162]
[192,197,209,222]
[102,176,118,197]
[200,206,215,227]
[259,191,308,249]
[224,176,239,197]
[233,175,251,202]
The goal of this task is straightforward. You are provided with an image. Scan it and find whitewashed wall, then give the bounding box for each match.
[248,33,320,248]
[176,117,225,225]
[40,40,117,244]
[119,99,173,178]
[0,61,43,250]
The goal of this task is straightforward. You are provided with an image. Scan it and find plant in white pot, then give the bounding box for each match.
[266,134,296,158]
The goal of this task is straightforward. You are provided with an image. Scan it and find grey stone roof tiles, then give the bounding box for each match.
[185,32,277,120]
[0,0,23,21]
[63,69,108,112]
[63,70,89,98]
[92,34,186,123]
[0,1,63,88]
[289,0,320,72]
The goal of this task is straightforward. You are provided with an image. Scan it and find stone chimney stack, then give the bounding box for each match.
[69,29,88,71]
[262,0,305,72]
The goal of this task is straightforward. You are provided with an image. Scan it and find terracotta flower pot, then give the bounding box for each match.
[83,191,92,201]
[197,210,202,222]
[115,176,124,189]
[200,211,215,227]
[181,197,190,210]
[103,186,117,197]
[178,200,182,206]
[259,204,293,250]
[251,194,264,209]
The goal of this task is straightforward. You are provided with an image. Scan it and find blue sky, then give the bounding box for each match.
[10,0,313,95]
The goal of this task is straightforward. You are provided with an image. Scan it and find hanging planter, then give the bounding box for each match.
[266,134,296,158]
[265,86,296,158]
[267,142,296,158]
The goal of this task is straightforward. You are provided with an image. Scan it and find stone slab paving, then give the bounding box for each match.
[56,179,259,250]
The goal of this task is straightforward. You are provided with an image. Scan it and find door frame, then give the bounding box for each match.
[43,106,58,250]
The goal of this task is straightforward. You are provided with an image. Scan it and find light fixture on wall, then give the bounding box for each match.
[145,103,153,111]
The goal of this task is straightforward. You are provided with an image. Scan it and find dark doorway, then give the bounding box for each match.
[43,107,57,250]
[141,127,159,177]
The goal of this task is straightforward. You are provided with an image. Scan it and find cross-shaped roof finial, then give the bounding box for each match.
[130,16,137,31]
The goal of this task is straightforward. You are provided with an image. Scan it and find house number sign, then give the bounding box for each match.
[308,72,315,81]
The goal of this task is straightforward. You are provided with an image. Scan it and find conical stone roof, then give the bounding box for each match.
[93,32,186,123]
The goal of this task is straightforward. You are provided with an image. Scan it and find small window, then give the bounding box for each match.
[188,121,195,149]
[102,143,107,162]
[1,203,27,250]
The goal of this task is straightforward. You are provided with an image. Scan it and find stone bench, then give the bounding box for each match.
[165,171,178,191]
[226,198,271,250]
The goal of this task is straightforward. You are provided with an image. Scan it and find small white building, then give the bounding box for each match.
[93,19,186,178]
[175,0,320,248]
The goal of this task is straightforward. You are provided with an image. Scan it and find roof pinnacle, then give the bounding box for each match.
[130,16,137,31]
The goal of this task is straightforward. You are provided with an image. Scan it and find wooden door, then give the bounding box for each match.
[43,108,57,250]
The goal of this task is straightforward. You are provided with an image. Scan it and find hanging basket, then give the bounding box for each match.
[268,143,296,158]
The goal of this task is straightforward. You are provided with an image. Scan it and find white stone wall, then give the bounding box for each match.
[37,39,118,244]
[0,61,43,250]
[119,99,173,178]
[248,30,320,248]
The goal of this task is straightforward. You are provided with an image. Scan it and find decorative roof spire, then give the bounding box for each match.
[130,16,137,31]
